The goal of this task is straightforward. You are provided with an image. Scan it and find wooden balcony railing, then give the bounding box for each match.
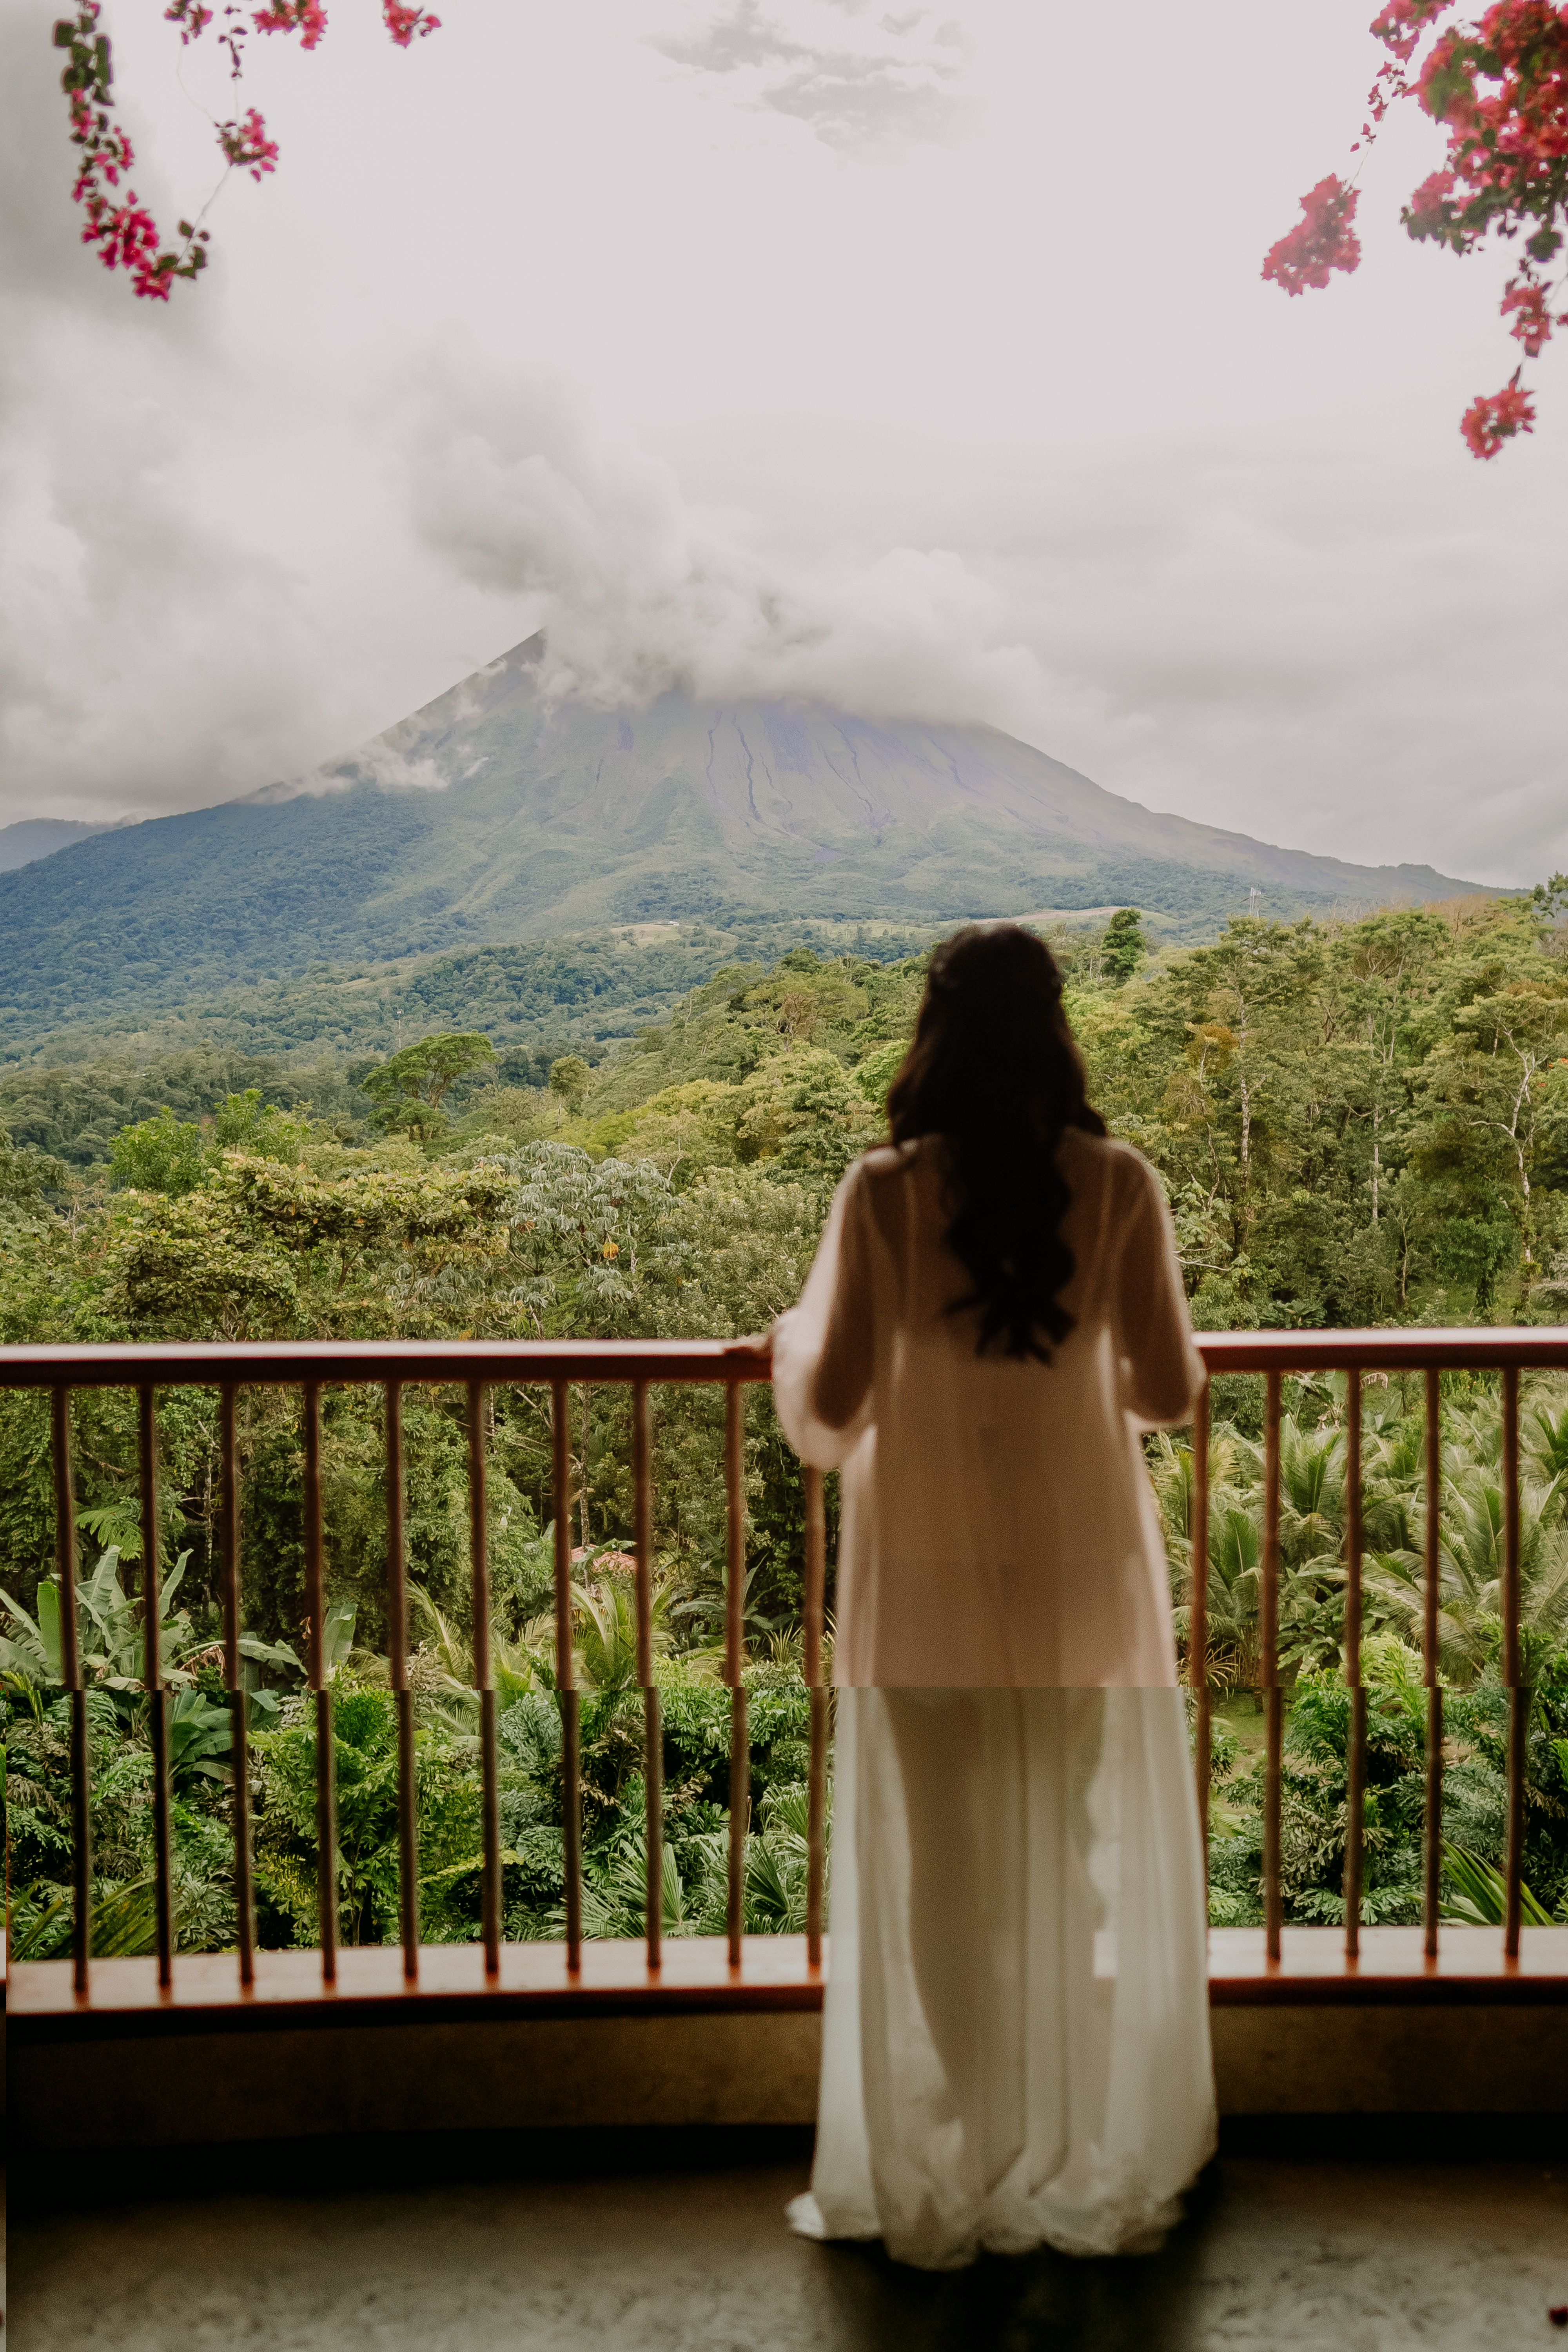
[1193,1327,1568,1964]
[3,1326,1566,2031]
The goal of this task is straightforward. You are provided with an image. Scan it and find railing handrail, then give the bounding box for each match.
[0,1338,776,1387]
[2,1327,1566,1388]
[1195,1327,1568,1371]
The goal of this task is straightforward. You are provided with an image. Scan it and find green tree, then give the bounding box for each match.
[106,1189,301,1337]
[731,1048,882,1186]
[0,1132,65,1209]
[362,1033,496,1141]
[108,1107,208,1196]
[548,1054,591,1124]
[1102,907,1146,983]
[210,1089,309,1163]
[1410,931,1568,1294]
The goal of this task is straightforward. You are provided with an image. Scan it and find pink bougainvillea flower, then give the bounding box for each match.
[1263,0,1568,453]
[1403,167,1459,236]
[1370,0,1459,65]
[218,106,280,180]
[60,0,440,302]
[1261,176,1363,294]
[1460,379,1537,454]
[253,2,328,49]
[383,1,441,44]
[1500,276,1559,352]
[163,2,215,40]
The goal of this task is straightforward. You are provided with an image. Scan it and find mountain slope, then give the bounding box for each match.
[0,818,117,873]
[0,634,1488,1030]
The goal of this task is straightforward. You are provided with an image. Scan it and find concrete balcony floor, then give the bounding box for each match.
[11,2145,1568,2352]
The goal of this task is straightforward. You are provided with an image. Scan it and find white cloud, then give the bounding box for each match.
[647,0,982,157]
[404,338,1042,731]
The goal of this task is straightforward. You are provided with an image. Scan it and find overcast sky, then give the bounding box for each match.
[2,0,1563,886]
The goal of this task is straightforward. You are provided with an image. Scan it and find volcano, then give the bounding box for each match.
[0,633,1486,1028]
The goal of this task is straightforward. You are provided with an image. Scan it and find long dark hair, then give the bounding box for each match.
[886,924,1107,1362]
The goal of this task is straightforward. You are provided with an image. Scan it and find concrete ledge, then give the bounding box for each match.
[1211,2005,1568,2114]
[12,1999,1568,2154]
[15,2012,821,2149]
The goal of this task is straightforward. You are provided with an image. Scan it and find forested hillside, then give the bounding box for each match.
[4,891,1566,1959]
[0,914,942,1078]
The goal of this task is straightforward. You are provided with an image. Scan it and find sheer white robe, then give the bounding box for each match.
[772,1130,1205,1689]
[771,1131,1216,2267]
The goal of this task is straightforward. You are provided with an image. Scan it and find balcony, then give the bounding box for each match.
[4,1330,1567,2347]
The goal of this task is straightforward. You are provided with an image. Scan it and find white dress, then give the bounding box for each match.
[771,1131,1216,2269]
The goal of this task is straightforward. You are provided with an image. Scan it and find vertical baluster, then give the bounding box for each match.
[220,1384,254,1989]
[1262,1368,1283,1964]
[580,1386,592,1553]
[138,1384,174,1988]
[1423,1366,1443,1960]
[1190,1379,1211,1891]
[725,1380,748,1970]
[553,1381,582,1972]
[303,1382,337,1982]
[1343,1367,1365,1959]
[631,1380,662,1969]
[1502,1365,1525,1961]
[467,1381,502,1977]
[804,1465,828,1971]
[52,1387,92,1995]
[385,1381,419,1980]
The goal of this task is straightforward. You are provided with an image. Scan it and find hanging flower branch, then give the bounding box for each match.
[1262,1,1568,457]
[54,0,442,303]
